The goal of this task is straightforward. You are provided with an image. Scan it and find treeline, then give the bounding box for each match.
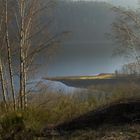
[112,5,140,76]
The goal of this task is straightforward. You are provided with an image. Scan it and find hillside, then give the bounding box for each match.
[42,98,140,139]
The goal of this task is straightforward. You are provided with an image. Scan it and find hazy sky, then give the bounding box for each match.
[44,0,139,77]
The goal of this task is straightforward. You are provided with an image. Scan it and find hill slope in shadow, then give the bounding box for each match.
[42,98,140,136]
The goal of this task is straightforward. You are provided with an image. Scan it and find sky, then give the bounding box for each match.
[43,0,139,77]
[69,0,139,7]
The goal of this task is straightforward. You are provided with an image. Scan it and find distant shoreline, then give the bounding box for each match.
[44,74,140,88]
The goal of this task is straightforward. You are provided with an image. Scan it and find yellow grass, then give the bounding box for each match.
[79,74,114,79]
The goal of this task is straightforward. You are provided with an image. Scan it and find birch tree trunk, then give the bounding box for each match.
[19,0,27,109]
[0,58,7,109]
[0,0,8,109]
[5,0,16,110]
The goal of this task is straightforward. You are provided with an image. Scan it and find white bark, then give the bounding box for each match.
[5,0,16,110]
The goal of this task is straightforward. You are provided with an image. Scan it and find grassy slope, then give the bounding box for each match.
[0,83,140,139]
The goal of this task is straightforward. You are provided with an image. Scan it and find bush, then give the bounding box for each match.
[0,112,35,140]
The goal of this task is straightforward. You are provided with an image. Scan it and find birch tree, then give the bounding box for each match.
[112,6,140,73]
[16,0,55,109]
[0,0,61,110]
[0,0,8,109]
[0,0,67,111]
[14,0,61,109]
[5,0,16,110]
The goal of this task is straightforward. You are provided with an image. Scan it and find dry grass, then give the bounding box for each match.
[0,82,140,139]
